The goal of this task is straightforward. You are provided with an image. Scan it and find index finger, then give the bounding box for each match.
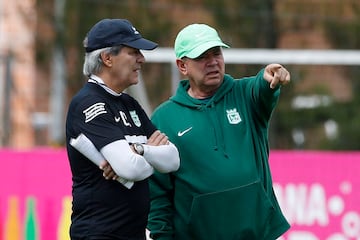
[270,73,280,89]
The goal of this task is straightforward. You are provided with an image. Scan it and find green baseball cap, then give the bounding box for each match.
[174,23,230,59]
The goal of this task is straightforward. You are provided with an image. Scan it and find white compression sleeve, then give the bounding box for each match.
[100,140,154,181]
[70,133,134,189]
[143,143,180,173]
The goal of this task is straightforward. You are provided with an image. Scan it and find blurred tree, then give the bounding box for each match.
[33,0,360,149]
[319,1,359,150]
[272,0,360,150]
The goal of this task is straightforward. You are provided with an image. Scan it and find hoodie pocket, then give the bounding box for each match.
[187,180,275,240]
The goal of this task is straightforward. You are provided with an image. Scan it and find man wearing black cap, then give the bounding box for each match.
[65,19,180,239]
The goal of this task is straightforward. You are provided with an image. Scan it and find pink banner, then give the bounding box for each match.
[0,149,359,239]
[270,151,360,240]
[0,148,71,240]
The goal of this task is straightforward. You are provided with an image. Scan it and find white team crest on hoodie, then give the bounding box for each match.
[130,110,141,127]
[226,108,241,124]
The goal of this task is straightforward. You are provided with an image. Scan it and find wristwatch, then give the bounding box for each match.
[133,143,144,156]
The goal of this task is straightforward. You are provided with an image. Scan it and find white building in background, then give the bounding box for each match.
[0,0,37,148]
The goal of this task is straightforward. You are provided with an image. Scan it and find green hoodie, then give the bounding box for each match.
[148,70,290,240]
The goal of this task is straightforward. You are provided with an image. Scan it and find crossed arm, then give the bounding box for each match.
[70,130,180,189]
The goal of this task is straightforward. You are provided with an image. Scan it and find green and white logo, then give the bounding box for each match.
[130,110,141,127]
[226,108,241,124]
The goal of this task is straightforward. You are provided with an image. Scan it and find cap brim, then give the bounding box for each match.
[124,38,158,50]
[186,41,230,59]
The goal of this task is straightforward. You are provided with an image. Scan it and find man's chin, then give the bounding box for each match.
[206,71,224,79]
[131,78,139,85]
[205,75,222,83]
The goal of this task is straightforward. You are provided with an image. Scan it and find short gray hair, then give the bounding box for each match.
[83,45,123,77]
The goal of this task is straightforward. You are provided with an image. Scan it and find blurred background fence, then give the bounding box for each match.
[1,0,360,150]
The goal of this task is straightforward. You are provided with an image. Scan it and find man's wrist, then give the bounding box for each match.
[133,143,144,155]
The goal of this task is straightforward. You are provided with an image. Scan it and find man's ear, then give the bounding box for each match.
[176,59,187,75]
[100,52,113,67]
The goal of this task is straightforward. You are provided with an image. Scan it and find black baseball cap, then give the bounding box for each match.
[84,19,158,52]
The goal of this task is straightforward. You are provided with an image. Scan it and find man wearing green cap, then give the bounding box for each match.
[147,23,290,240]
